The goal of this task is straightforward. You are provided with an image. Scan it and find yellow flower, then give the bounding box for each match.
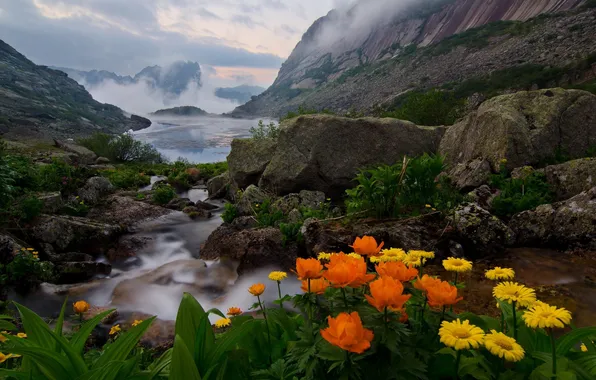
[16,333,27,338]
[109,325,121,335]
[442,257,473,272]
[493,282,536,308]
[215,318,232,328]
[523,303,572,329]
[73,300,90,314]
[347,253,362,259]
[317,252,332,261]
[380,248,406,261]
[268,271,287,282]
[484,330,525,362]
[439,319,485,350]
[425,204,432,208]
[0,332,8,343]
[485,267,515,281]
[369,256,381,263]
[500,158,508,164]
[531,300,549,309]
[131,320,143,327]
[408,250,435,259]
[581,343,588,352]
[0,353,18,364]
[26,248,34,251]
[402,254,425,268]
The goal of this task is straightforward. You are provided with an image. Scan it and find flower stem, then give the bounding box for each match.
[450,272,458,312]
[277,281,283,309]
[257,295,272,365]
[419,263,424,277]
[384,307,388,337]
[512,301,518,340]
[420,297,427,332]
[549,328,557,379]
[307,279,313,323]
[500,306,505,333]
[454,350,462,379]
[341,287,348,309]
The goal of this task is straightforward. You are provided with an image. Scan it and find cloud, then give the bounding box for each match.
[230,14,264,29]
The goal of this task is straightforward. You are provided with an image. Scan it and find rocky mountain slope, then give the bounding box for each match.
[214,85,266,104]
[233,0,595,117]
[0,40,149,139]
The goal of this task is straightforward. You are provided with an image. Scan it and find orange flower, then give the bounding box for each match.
[376,261,418,282]
[427,281,463,308]
[350,236,384,256]
[324,255,375,288]
[227,307,243,316]
[295,258,324,280]
[301,278,330,295]
[365,276,411,312]
[73,300,90,314]
[399,310,409,323]
[248,283,265,296]
[320,312,374,354]
[414,275,443,294]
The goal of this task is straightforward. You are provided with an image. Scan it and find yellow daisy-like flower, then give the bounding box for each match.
[131,320,143,327]
[425,204,432,208]
[347,253,362,259]
[0,353,16,364]
[484,330,525,362]
[581,343,588,352]
[16,333,27,339]
[268,271,288,282]
[485,267,515,281]
[0,332,8,343]
[369,256,381,263]
[402,254,425,268]
[408,250,435,259]
[317,252,332,261]
[493,282,536,308]
[109,325,121,335]
[380,248,406,260]
[442,257,473,273]
[530,300,549,309]
[214,318,232,328]
[439,319,485,350]
[523,303,572,329]
[26,248,34,251]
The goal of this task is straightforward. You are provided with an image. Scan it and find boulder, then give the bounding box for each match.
[107,235,153,262]
[54,261,112,284]
[0,233,23,265]
[227,138,277,189]
[448,203,515,257]
[466,185,498,211]
[78,177,114,205]
[95,157,110,165]
[201,225,298,273]
[287,209,303,224]
[448,159,492,191]
[544,158,596,201]
[272,190,326,214]
[259,115,446,198]
[182,206,212,219]
[207,172,230,199]
[195,200,219,211]
[509,187,596,250]
[86,195,174,227]
[165,197,194,211]
[129,114,152,131]
[53,139,97,165]
[230,216,258,230]
[237,185,268,216]
[38,192,64,213]
[49,252,94,263]
[439,89,596,171]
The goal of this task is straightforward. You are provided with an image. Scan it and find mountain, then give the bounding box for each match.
[233,0,594,118]
[150,106,208,117]
[51,67,134,87]
[214,85,266,104]
[0,39,149,139]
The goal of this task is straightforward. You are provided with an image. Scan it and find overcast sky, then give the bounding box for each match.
[0,0,351,86]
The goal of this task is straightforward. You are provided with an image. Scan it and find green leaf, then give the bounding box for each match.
[0,369,32,380]
[7,345,75,380]
[174,293,210,367]
[169,335,202,380]
[71,309,116,355]
[0,316,16,331]
[317,341,345,362]
[147,349,172,379]
[207,319,259,369]
[78,361,125,380]
[54,297,68,352]
[574,355,596,375]
[92,317,156,370]
[557,327,596,356]
[13,302,56,350]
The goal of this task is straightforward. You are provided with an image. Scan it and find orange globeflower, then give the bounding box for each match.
[324,255,375,288]
[427,281,463,308]
[227,307,243,316]
[376,261,418,282]
[248,283,266,296]
[295,258,324,280]
[301,278,330,295]
[414,275,443,294]
[350,236,384,256]
[320,312,374,354]
[365,276,411,312]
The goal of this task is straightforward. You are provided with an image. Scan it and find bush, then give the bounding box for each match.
[279,222,304,246]
[78,132,165,163]
[17,196,43,222]
[250,120,280,139]
[0,247,55,294]
[255,199,284,227]
[380,90,464,125]
[152,184,176,205]
[37,159,92,194]
[0,140,16,208]
[490,170,553,218]
[104,169,150,189]
[221,202,238,223]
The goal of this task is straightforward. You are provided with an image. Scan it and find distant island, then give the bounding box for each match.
[150,106,208,117]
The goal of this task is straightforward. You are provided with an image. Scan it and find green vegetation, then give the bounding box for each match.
[152,184,176,205]
[346,154,462,218]
[0,247,55,294]
[150,106,207,117]
[221,203,239,223]
[279,222,304,246]
[104,169,150,190]
[254,199,284,228]
[380,89,464,125]
[249,120,280,139]
[78,133,165,164]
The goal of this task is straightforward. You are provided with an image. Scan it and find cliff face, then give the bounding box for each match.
[234,0,589,117]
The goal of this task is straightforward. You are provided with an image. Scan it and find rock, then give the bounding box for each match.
[49,152,79,165]
[53,139,97,165]
[544,158,596,201]
[95,157,110,165]
[272,193,301,214]
[82,306,119,324]
[207,172,230,199]
[182,206,212,219]
[227,138,277,189]
[87,164,115,170]
[0,233,23,265]
[287,209,303,224]
[54,261,112,284]
[230,216,258,229]
[125,312,175,349]
[49,252,94,263]
[449,203,515,257]
[509,187,596,250]
[129,114,152,131]
[510,166,540,180]
[466,185,498,210]
[259,115,446,198]
[107,235,152,262]
[237,185,268,216]
[38,192,64,213]
[299,190,326,209]
[439,89,596,171]
[165,197,194,211]
[201,225,298,273]
[448,159,492,191]
[195,200,219,211]
[78,177,114,205]
[86,195,174,227]
[30,215,123,257]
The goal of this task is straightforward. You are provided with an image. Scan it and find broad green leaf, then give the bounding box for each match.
[0,317,16,330]
[92,317,156,370]
[14,302,56,350]
[70,309,116,355]
[205,308,226,319]
[54,297,68,352]
[557,327,596,356]
[147,348,172,379]
[7,345,75,380]
[194,313,215,375]
[0,369,32,380]
[169,335,202,380]
[207,319,259,369]
[174,293,209,364]
[566,356,596,380]
[77,361,125,380]
[575,355,596,375]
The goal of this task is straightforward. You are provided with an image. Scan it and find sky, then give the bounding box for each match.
[0,0,352,87]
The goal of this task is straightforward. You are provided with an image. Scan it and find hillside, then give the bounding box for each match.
[233,0,595,117]
[150,106,208,117]
[0,40,149,139]
[214,85,265,104]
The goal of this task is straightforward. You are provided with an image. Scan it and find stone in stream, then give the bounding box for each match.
[86,195,175,227]
[54,261,112,284]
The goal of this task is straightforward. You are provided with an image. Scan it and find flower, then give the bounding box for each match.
[26,248,34,251]
[523,303,572,329]
[16,333,26,338]
[581,343,588,352]
[408,250,435,259]
[425,204,432,208]
[73,300,90,314]
[320,312,374,354]
[398,310,409,323]
[442,257,473,272]
[301,278,330,295]
[295,258,323,280]
[414,275,443,293]
[484,330,525,362]
[347,253,362,259]
[248,283,266,296]
[380,248,406,261]
[214,318,232,328]
[324,254,375,288]
[493,282,536,308]
[485,267,515,281]
[0,353,18,364]
[439,319,485,350]
[131,320,143,327]
[375,261,418,282]
[0,332,8,343]
[402,254,425,268]
[427,281,463,308]
[227,307,243,316]
[350,236,384,256]
[365,276,411,312]
[268,271,287,282]
[317,252,332,261]
[109,325,121,335]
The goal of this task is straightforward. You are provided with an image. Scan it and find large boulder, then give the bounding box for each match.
[38,192,64,213]
[207,172,230,199]
[227,138,277,189]
[258,115,446,198]
[53,140,97,165]
[447,159,492,191]
[509,187,596,250]
[54,261,112,284]
[272,190,326,214]
[544,158,596,201]
[236,185,268,216]
[78,177,114,205]
[86,195,175,226]
[439,89,596,171]
[0,233,23,265]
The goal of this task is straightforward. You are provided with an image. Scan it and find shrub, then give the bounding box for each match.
[104,169,150,189]
[17,196,43,222]
[37,159,91,194]
[381,90,464,125]
[490,171,553,218]
[0,247,55,294]
[255,199,284,227]
[0,140,16,208]
[250,120,280,139]
[279,222,304,246]
[152,184,176,205]
[79,132,165,163]
[221,202,238,223]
